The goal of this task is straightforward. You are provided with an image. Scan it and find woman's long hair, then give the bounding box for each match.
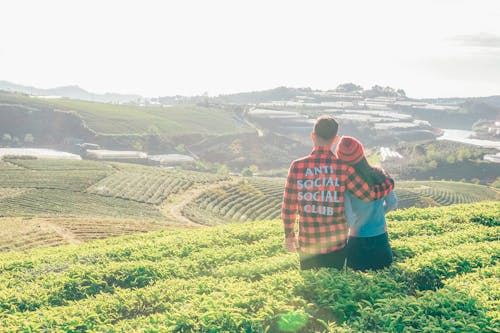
[350,157,388,187]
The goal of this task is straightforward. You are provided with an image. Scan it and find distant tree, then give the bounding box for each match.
[396,89,406,98]
[2,133,12,142]
[175,144,186,153]
[147,125,160,135]
[217,164,229,175]
[12,137,20,145]
[336,83,363,92]
[229,139,243,155]
[132,141,143,151]
[491,177,500,188]
[471,178,481,184]
[242,167,253,177]
[249,165,259,174]
[24,133,34,144]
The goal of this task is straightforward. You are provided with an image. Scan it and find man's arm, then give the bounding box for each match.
[346,165,394,202]
[282,162,299,250]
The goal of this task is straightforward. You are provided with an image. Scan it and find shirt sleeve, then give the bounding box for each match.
[384,191,398,214]
[281,162,299,238]
[343,192,357,226]
[346,165,394,202]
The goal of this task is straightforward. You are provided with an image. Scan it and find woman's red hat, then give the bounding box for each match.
[336,136,365,164]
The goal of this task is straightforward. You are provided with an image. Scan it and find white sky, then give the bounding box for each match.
[1,0,499,98]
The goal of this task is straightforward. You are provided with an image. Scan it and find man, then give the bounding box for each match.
[281,115,394,270]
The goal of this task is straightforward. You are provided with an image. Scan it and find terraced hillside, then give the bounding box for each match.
[397,181,500,208]
[0,92,252,136]
[183,178,498,225]
[48,98,253,135]
[183,178,284,225]
[0,158,229,250]
[0,202,497,332]
[0,217,174,252]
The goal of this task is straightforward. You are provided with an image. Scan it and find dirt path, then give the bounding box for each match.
[38,220,83,245]
[160,178,240,227]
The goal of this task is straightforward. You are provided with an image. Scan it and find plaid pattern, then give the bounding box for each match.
[281,146,394,254]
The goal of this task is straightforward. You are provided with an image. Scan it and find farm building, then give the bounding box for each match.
[85,149,149,164]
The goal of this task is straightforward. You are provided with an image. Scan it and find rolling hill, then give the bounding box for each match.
[0,158,498,253]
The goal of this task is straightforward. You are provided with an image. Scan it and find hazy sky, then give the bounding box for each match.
[1,0,499,98]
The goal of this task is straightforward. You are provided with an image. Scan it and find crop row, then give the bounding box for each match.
[87,171,193,204]
[183,178,498,226]
[182,179,282,224]
[0,202,497,332]
[397,181,498,208]
[0,234,497,331]
[0,169,110,191]
[6,158,114,171]
[0,189,165,220]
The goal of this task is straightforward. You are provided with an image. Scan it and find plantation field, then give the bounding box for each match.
[87,164,228,205]
[43,98,252,135]
[182,178,498,224]
[396,181,500,208]
[0,217,185,252]
[183,178,284,225]
[0,202,497,332]
[0,158,228,221]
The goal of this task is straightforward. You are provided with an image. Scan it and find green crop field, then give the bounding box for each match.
[0,158,228,221]
[183,178,284,225]
[0,202,497,332]
[397,181,500,208]
[0,92,253,136]
[182,177,498,225]
[42,98,252,135]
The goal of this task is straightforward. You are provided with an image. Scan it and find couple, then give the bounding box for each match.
[281,115,397,271]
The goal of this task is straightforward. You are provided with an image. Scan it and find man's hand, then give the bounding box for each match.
[284,236,299,252]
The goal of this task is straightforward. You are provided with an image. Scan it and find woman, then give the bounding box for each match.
[335,136,397,270]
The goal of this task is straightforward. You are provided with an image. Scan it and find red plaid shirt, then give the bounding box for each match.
[281,146,394,254]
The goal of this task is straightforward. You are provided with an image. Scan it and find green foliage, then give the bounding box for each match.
[23,133,34,143]
[0,159,228,219]
[42,98,253,136]
[384,141,498,182]
[0,202,497,332]
[182,179,284,225]
[184,177,498,224]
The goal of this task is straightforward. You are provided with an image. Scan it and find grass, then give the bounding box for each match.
[43,98,252,135]
[1,92,253,136]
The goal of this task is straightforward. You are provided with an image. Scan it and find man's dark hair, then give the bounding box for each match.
[314,115,339,141]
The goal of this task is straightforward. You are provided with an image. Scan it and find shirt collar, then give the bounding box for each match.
[311,146,335,156]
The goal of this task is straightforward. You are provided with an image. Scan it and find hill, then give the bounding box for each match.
[0,158,229,219]
[0,80,141,103]
[182,177,499,225]
[0,92,252,137]
[0,202,497,332]
[0,158,497,246]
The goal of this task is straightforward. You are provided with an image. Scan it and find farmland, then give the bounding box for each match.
[183,177,499,224]
[183,178,284,225]
[0,157,497,225]
[42,98,253,136]
[0,158,229,217]
[0,202,497,332]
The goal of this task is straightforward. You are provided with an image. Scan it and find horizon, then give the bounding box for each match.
[1,0,500,98]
